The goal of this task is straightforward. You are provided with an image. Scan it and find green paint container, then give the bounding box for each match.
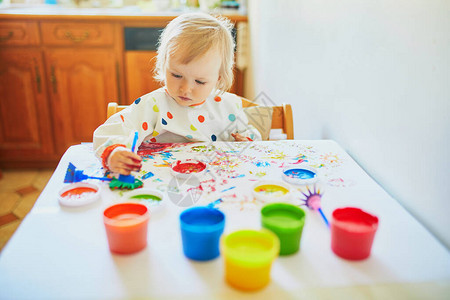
[261,203,306,255]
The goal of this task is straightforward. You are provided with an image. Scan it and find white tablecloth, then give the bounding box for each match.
[1,140,449,299]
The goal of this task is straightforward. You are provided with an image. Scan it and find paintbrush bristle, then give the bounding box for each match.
[64,162,76,183]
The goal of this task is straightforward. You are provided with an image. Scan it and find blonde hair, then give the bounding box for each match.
[155,13,235,93]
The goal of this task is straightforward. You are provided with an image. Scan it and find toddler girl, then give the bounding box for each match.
[93,13,261,175]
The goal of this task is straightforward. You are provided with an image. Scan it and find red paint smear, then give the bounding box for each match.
[137,142,190,156]
[61,187,97,197]
[293,159,304,164]
[172,160,206,174]
[187,184,203,193]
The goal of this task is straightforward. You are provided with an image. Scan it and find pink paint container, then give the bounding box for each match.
[331,207,379,260]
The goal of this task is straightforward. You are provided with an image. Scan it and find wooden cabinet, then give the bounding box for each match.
[40,22,115,46]
[0,42,57,167]
[40,21,119,154]
[44,49,118,154]
[0,20,40,46]
[0,49,55,162]
[0,20,119,166]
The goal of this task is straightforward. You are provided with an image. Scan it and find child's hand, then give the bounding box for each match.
[231,132,252,142]
[108,149,142,175]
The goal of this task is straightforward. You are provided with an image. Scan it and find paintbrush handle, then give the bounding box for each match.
[131,131,138,153]
[88,176,112,181]
[318,208,330,228]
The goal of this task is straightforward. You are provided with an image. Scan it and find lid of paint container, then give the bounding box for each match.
[252,181,292,203]
[124,188,166,213]
[282,165,318,185]
[58,182,100,207]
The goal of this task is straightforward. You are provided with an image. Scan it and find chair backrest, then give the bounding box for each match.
[107,98,294,140]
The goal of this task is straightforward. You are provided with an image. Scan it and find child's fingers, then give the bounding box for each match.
[109,151,141,173]
[123,151,142,162]
[112,161,139,175]
[231,133,247,141]
[108,161,132,175]
[121,152,142,168]
[119,152,142,165]
[113,167,131,176]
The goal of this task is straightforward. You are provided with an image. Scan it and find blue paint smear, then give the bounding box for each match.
[284,168,316,179]
[142,171,154,179]
[207,198,223,208]
[159,152,174,160]
[230,174,245,179]
[221,186,236,193]
[254,161,270,167]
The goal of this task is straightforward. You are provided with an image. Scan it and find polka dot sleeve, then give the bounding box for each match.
[93,90,162,159]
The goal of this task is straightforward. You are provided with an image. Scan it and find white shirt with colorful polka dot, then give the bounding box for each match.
[93,87,262,158]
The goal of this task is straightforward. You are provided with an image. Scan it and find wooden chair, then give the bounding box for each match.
[107,98,293,140]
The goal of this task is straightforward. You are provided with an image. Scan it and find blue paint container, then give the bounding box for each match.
[282,165,318,185]
[180,207,225,261]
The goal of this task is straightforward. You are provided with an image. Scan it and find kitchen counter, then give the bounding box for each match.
[0,4,247,21]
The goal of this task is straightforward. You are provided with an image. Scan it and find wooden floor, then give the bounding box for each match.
[0,169,54,251]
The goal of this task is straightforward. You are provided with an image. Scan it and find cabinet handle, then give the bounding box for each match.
[34,59,41,93]
[50,65,57,93]
[64,31,90,43]
[0,31,13,42]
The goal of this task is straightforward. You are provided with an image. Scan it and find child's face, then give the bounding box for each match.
[165,47,221,107]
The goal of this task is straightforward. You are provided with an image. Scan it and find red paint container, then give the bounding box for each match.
[103,203,150,254]
[331,207,379,260]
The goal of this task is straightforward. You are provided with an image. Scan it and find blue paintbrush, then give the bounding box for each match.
[131,131,138,153]
[115,131,140,186]
[64,162,111,183]
[298,185,329,228]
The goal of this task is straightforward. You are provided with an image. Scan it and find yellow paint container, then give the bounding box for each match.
[221,229,279,291]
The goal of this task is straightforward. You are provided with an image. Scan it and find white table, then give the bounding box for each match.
[1,140,449,299]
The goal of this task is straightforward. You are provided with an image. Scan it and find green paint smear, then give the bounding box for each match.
[109,177,143,190]
[130,194,162,201]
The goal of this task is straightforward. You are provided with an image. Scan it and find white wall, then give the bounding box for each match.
[246,0,450,248]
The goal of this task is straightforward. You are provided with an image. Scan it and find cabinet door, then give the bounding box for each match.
[45,49,118,154]
[0,49,55,162]
[125,51,161,103]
